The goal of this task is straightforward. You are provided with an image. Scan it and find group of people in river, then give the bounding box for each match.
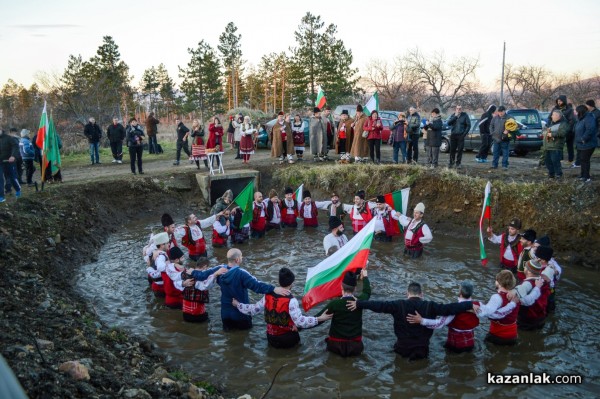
[141,186,561,360]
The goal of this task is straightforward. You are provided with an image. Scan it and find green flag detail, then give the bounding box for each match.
[233,181,255,227]
[47,116,62,175]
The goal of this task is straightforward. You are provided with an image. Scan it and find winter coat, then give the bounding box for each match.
[350,113,369,157]
[478,105,497,135]
[447,112,471,135]
[271,120,293,157]
[207,123,224,151]
[176,122,189,142]
[31,133,42,162]
[575,112,598,150]
[19,137,35,160]
[233,120,243,142]
[125,125,145,147]
[106,123,126,143]
[424,116,444,147]
[389,120,407,143]
[407,112,421,135]
[84,122,102,143]
[589,107,600,138]
[490,114,509,144]
[0,132,20,161]
[543,118,568,151]
[364,117,383,140]
[549,95,575,134]
[145,115,160,137]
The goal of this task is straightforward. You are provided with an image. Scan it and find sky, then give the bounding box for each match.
[1,0,599,93]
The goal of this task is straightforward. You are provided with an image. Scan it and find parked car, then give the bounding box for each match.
[379,110,400,121]
[257,117,310,149]
[539,111,550,129]
[333,105,357,122]
[439,109,543,155]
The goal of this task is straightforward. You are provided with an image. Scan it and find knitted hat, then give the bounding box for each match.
[169,246,184,261]
[342,271,357,287]
[161,213,174,227]
[279,267,295,287]
[303,190,311,199]
[284,187,294,195]
[313,107,321,114]
[535,246,553,262]
[20,129,30,138]
[341,110,349,116]
[376,195,385,204]
[355,190,365,200]
[153,232,169,246]
[535,235,551,246]
[329,216,343,231]
[509,218,522,229]
[525,258,542,274]
[414,202,425,214]
[520,229,536,243]
[356,104,363,113]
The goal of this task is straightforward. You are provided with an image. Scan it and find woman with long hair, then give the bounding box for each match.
[239,115,256,164]
[190,119,208,170]
[207,116,224,168]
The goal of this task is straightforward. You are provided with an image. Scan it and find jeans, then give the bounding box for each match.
[89,142,100,163]
[129,145,143,173]
[426,146,440,167]
[492,141,510,168]
[0,162,21,196]
[545,149,563,177]
[148,136,158,154]
[449,134,465,166]
[392,141,407,163]
[110,141,123,161]
[176,140,190,162]
[368,139,381,163]
[578,147,595,179]
[406,134,419,162]
[477,134,492,159]
[24,159,36,184]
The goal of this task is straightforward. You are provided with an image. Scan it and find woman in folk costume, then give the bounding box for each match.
[239,115,256,164]
[175,212,217,261]
[291,114,306,161]
[349,104,369,163]
[271,111,295,164]
[179,258,228,322]
[281,187,299,227]
[190,119,208,170]
[207,116,224,152]
[336,110,354,163]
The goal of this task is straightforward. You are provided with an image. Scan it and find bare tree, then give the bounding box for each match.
[561,72,600,106]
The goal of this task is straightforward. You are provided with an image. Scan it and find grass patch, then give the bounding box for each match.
[60,142,178,168]
[194,381,219,395]
[97,327,128,344]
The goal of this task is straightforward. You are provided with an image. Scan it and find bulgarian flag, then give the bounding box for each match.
[384,188,410,236]
[233,180,255,227]
[364,92,379,116]
[293,183,303,210]
[36,102,50,180]
[479,181,492,267]
[46,116,62,175]
[315,87,326,109]
[302,218,376,311]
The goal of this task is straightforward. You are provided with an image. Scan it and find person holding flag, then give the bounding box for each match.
[486,218,523,272]
[391,202,432,258]
[372,196,400,242]
[36,104,63,184]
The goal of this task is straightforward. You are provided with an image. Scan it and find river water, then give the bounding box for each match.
[77,214,600,398]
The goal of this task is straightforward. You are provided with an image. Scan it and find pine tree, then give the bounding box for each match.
[140,66,159,111]
[218,22,243,109]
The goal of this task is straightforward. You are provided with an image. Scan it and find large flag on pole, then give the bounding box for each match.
[384,187,410,235]
[302,218,376,311]
[363,92,379,116]
[233,181,255,227]
[36,102,49,181]
[315,87,327,109]
[46,116,62,175]
[479,181,492,266]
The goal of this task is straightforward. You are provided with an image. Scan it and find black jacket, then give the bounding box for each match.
[589,108,600,138]
[126,125,145,147]
[176,122,190,142]
[447,112,472,135]
[0,132,20,162]
[423,116,443,147]
[84,122,102,143]
[549,95,575,134]
[478,105,497,135]
[106,123,126,143]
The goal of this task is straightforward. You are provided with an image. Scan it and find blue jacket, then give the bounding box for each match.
[19,137,35,160]
[191,264,275,322]
[575,112,598,150]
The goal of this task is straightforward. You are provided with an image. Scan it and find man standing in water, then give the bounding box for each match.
[391,202,432,258]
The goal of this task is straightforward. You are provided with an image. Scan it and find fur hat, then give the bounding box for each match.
[313,107,321,114]
[278,267,295,287]
[535,246,553,262]
[520,229,536,243]
[284,187,294,195]
[342,271,357,287]
[329,216,343,231]
[161,213,174,227]
[303,190,311,199]
[535,235,551,246]
[341,110,349,116]
[153,232,169,246]
[376,195,385,204]
[356,104,363,113]
[168,246,184,261]
[355,190,365,200]
[509,218,522,229]
[20,129,30,138]
[414,202,425,214]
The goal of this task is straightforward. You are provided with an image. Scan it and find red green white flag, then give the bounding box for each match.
[384,188,410,235]
[479,181,492,266]
[36,102,49,151]
[315,87,326,109]
[302,218,376,311]
[293,183,304,209]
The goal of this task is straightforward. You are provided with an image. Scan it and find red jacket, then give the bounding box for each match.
[207,123,224,151]
[364,117,383,140]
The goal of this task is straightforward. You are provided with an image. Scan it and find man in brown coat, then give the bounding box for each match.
[336,109,354,163]
[270,112,294,164]
[350,105,369,163]
[145,112,160,154]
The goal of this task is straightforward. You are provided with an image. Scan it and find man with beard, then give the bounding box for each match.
[323,216,349,255]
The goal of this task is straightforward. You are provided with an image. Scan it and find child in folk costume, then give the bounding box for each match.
[265,189,283,231]
[233,268,332,348]
[487,218,523,272]
[391,202,432,258]
[291,114,306,161]
[532,240,562,312]
[336,110,354,163]
[270,111,295,164]
[175,212,217,261]
[516,229,536,281]
[341,190,375,235]
[281,187,299,228]
[372,196,401,242]
[212,210,231,248]
[515,258,551,330]
[476,270,520,345]
[146,232,170,297]
[162,246,186,309]
[298,190,330,227]
[250,191,268,238]
[179,258,227,322]
[231,206,250,244]
[239,116,256,164]
[190,119,208,170]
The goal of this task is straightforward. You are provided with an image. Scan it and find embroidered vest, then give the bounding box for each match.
[264,293,295,336]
